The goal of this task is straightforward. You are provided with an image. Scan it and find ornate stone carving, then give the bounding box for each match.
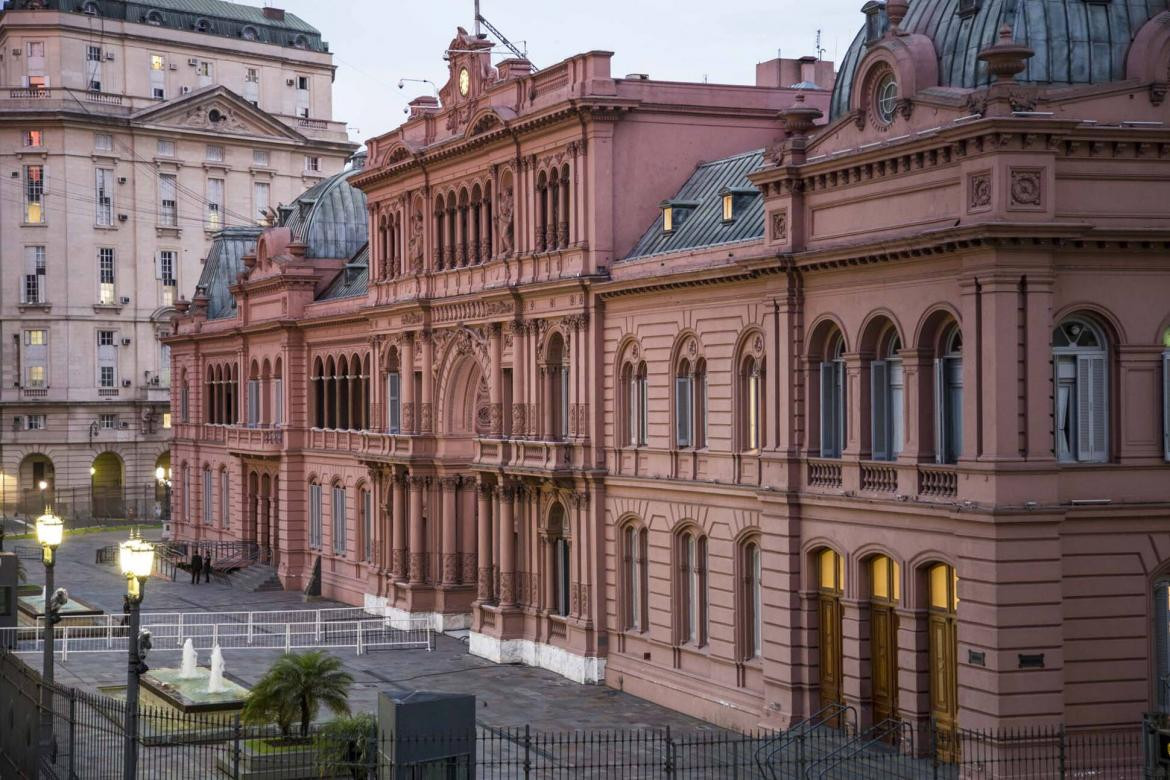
[1009,169,1042,207]
[969,173,992,210]
[408,552,425,582]
[402,403,415,433]
[477,565,492,599]
[442,553,459,584]
[461,553,477,585]
[489,403,503,436]
[391,549,405,579]
[497,185,515,255]
[408,204,424,272]
[771,210,788,241]
[181,103,250,133]
[499,571,515,604]
[511,404,527,437]
[570,582,580,615]
[420,402,433,433]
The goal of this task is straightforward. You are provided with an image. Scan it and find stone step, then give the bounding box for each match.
[223,563,282,593]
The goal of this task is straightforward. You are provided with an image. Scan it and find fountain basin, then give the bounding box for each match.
[17,593,104,625]
[140,667,249,715]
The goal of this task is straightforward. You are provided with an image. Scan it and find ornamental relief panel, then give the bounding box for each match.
[968,172,992,212]
[1008,168,1044,210]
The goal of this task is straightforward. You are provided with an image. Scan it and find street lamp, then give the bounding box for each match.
[35,509,64,762]
[119,532,154,780]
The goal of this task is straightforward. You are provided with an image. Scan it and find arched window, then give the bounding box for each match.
[241,25,258,41]
[871,331,903,461]
[273,358,284,427]
[820,332,846,458]
[869,554,900,724]
[536,171,549,252]
[622,523,648,632]
[312,358,325,429]
[247,361,260,428]
[740,539,763,659]
[194,18,212,33]
[308,480,322,548]
[434,197,446,270]
[202,465,212,525]
[676,528,707,646]
[928,562,960,756]
[360,486,373,562]
[386,348,402,434]
[220,467,229,528]
[818,548,845,708]
[935,325,963,464]
[1163,326,1170,461]
[1154,576,1170,713]
[1052,317,1108,463]
[740,355,763,451]
[676,357,706,450]
[331,482,347,556]
[145,10,163,25]
[545,333,569,441]
[181,463,191,523]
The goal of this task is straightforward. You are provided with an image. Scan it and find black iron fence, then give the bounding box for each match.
[0,650,1155,779]
[1,483,168,537]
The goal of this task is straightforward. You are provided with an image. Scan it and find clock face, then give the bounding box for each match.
[458,67,470,96]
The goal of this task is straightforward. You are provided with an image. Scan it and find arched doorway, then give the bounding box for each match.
[546,502,570,617]
[817,548,845,713]
[91,451,124,519]
[928,562,959,761]
[18,453,55,515]
[868,555,901,726]
[154,452,171,521]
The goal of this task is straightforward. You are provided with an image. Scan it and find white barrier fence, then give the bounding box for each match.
[1,607,433,660]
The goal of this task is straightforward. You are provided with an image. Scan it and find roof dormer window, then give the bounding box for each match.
[82,1,99,15]
[660,199,699,234]
[719,187,757,223]
[292,34,308,49]
[957,0,981,18]
[145,10,162,25]
[194,18,212,33]
[241,25,259,41]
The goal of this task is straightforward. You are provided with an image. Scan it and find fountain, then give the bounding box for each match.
[207,645,226,693]
[179,638,199,679]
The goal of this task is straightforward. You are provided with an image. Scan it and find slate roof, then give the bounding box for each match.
[196,227,261,320]
[625,150,765,260]
[318,243,369,301]
[829,0,1170,120]
[281,167,368,260]
[2,0,325,51]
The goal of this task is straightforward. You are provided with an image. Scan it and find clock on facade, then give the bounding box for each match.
[458,67,470,96]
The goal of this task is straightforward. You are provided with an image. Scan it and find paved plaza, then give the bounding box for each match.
[13,529,715,732]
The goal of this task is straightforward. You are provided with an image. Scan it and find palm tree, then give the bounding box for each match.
[242,651,353,738]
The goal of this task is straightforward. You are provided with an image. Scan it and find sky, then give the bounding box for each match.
[254,0,863,148]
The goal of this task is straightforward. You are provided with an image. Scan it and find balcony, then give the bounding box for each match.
[225,426,284,456]
[804,458,959,502]
[917,464,958,498]
[806,458,843,489]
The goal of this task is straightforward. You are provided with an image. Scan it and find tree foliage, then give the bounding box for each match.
[241,651,353,737]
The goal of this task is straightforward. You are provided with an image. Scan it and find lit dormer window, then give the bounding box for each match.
[719,187,757,223]
[663,206,674,233]
[722,194,733,221]
[660,199,699,234]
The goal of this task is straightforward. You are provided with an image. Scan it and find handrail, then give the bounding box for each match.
[807,717,911,779]
[755,702,856,778]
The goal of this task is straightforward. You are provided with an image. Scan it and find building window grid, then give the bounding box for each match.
[331,485,347,556]
[24,165,45,224]
[202,468,213,525]
[23,246,46,304]
[361,489,373,562]
[95,169,114,226]
[206,178,224,229]
[309,483,322,548]
[220,470,230,528]
[98,248,115,304]
[159,174,178,226]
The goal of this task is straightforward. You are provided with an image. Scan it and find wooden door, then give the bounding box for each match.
[870,556,900,726]
[929,563,959,762]
[818,549,845,714]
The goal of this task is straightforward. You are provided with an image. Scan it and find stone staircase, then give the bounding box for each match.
[222,563,283,592]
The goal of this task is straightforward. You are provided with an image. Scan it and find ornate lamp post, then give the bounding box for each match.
[35,509,64,761]
[154,467,172,524]
[119,533,154,780]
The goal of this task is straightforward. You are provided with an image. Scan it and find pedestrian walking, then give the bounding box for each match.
[191,551,203,584]
[204,551,212,583]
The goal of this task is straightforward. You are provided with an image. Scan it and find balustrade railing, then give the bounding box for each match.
[918,464,958,498]
[807,458,843,489]
[860,462,898,493]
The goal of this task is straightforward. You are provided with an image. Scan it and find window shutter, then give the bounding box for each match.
[274,378,283,426]
[1076,354,1107,462]
[820,362,835,458]
[871,360,889,461]
[835,361,847,456]
[889,360,904,458]
[933,358,946,464]
[387,372,400,433]
[675,375,691,448]
[638,376,648,445]
[1162,354,1170,461]
[560,366,570,439]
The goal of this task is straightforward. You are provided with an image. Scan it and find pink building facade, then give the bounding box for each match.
[168,3,1170,739]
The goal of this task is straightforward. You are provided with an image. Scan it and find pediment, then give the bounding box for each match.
[131,86,306,142]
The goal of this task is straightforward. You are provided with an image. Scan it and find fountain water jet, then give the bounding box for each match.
[179,638,199,679]
[208,645,226,693]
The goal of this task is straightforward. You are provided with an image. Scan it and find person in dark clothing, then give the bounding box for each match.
[191,552,203,584]
[204,552,212,583]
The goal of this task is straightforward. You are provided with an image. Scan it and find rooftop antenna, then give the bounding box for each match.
[815,29,826,61]
[474,1,534,67]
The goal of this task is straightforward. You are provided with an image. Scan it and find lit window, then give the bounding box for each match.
[162,413,172,429]
[24,165,45,224]
[23,129,43,147]
[27,365,46,387]
[662,206,673,233]
[150,54,164,71]
[98,248,115,304]
[304,155,320,172]
[722,193,733,222]
[25,414,46,430]
[26,329,46,346]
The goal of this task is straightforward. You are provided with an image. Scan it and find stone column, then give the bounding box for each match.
[401,334,415,434]
[498,483,516,606]
[510,321,527,438]
[441,477,459,586]
[489,324,503,436]
[408,474,425,584]
[369,338,383,431]
[391,470,407,580]
[476,481,493,601]
[420,330,434,434]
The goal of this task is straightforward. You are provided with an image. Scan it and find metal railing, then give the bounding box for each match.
[2,607,433,658]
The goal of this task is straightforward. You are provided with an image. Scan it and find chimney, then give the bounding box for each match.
[262,7,286,21]
[408,95,440,120]
[799,56,818,87]
[497,58,534,80]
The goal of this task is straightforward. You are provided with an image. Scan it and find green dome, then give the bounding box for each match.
[830,0,1170,120]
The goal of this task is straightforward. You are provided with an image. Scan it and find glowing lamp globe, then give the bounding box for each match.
[155,466,165,481]
[35,512,63,549]
[119,537,155,579]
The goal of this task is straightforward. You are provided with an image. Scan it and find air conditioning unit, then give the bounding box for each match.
[12,48,21,56]
[180,86,191,95]
[103,51,114,61]
[121,379,132,388]
[285,78,295,86]
[12,416,23,430]
[168,63,178,71]
[119,296,131,305]
[117,177,127,184]
[121,337,131,346]
[117,213,128,222]
[187,58,198,66]
[120,421,130,429]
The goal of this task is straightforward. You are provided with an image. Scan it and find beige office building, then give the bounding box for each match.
[0,0,353,521]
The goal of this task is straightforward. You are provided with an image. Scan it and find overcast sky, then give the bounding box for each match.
[257,0,863,148]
